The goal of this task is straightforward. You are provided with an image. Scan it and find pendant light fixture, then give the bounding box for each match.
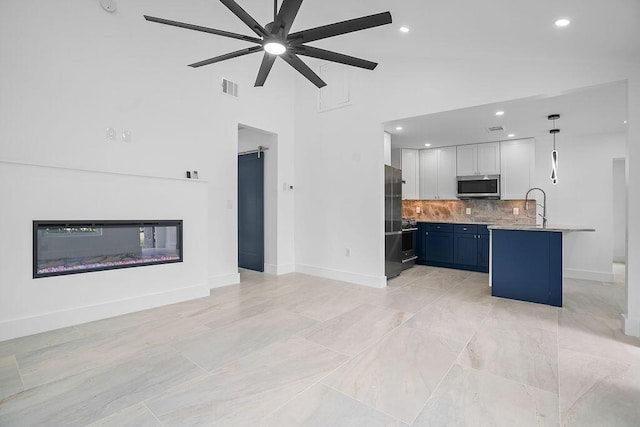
[548,114,560,185]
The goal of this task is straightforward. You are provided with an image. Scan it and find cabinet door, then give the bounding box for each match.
[419,149,438,199]
[477,142,501,175]
[425,231,454,263]
[437,146,458,199]
[454,233,478,266]
[456,145,477,176]
[501,139,535,200]
[401,149,420,200]
[416,223,428,261]
[477,233,489,271]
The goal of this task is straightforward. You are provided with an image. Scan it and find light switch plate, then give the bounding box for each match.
[465,208,471,215]
[513,207,519,215]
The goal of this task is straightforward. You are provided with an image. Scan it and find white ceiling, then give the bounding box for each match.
[385,81,628,149]
[148,0,640,63]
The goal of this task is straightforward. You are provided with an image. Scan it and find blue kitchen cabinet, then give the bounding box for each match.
[417,222,489,273]
[453,224,478,266]
[478,225,489,271]
[491,229,562,306]
[425,231,455,264]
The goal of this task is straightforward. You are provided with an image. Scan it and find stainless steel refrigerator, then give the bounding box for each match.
[385,165,403,278]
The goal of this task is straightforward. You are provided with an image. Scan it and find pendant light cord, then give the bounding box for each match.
[552,117,556,151]
[274,0,277,21]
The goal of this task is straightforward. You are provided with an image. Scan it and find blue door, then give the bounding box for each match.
[238,153,264,271]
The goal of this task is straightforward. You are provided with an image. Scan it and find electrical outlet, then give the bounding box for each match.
[416,206,421,214]
[513,207,519,215]
[465,208,471,215]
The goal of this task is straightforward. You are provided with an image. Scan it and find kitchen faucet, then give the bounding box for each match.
[524,187,547,227]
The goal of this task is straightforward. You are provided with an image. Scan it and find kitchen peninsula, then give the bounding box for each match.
[488,224,595,307]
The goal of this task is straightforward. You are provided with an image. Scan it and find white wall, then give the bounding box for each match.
[293,55,633,286]
[532,133,625,281]
[613,158,627,262]
[0,161,209,341]
[625,68,640,337]
[0,0,297,338]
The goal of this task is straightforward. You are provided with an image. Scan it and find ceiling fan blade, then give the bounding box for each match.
[272,0,304,36]
[293,45,378,70]
[219,0,268,38]
[144,15,262,44]
[288,11,392,44]
[255,53,277,87]
[281,53,326,88]
[188,46,263,68]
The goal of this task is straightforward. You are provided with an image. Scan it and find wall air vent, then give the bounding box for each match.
[486,125,505,133]
[221,78,238,97]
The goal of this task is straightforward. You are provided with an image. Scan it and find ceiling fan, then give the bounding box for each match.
[144,0,392,88]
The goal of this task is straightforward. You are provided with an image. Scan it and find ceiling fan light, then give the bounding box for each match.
[264,42,286,55]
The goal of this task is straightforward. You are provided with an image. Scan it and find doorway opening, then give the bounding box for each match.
[237,124,278,274]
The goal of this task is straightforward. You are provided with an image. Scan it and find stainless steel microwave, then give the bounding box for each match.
[457,175,500,199]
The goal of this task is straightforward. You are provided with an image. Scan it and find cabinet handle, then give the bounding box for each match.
[426,232,429,236]
[463,227,467,231]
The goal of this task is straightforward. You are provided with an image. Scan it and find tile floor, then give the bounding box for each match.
[1,264,639,426]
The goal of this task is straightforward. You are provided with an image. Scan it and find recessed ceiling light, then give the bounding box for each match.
[424,143,431,147]
[624,120,627,124]
[555,18,571,27]
[399,26,410,33]
[508,134,515,138]
[495,111,505,116]
[395,126,403,131]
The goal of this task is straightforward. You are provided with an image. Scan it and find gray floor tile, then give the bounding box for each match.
[88,403,162,426]
[172,308,317,371]
[405,298,494,343]
[325,326,465,423]
[263,384,404,426]
[0,346,202,427]
[147,338,347,427]
[413,364,559,427]
[0,356,23,400]
[305,304,411,356]
[458,324,559,393]
[559,349,640,426]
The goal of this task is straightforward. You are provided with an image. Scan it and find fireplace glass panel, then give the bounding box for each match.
[33,220,183,278]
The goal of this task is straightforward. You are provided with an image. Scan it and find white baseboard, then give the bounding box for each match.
[622,314,640,338]
[0,284,209,342]
[208,272,240,289]
[264,264,295,275]
[563,268,615,282]
[295,264,386,288]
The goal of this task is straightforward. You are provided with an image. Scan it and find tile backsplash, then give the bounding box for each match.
[402,199,536,224]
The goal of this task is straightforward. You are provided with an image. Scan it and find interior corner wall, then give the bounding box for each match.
[0,0,296,339]
[532,132,625,281]
[625,67,640,337]
[613,158,627,263]
[293,55,635,290]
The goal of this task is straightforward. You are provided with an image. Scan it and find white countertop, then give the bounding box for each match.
[487,224,595,232]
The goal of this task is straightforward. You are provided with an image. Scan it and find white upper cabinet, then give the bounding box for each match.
[500,139,535,200]
[456,142,500,176]
[419,149,438,199]
[456,145,477,176]
[401,149,420,199]
[419,147,457,200]
[477,142,501,175]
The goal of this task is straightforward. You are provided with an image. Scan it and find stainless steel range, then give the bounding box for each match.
[401,218,418,269]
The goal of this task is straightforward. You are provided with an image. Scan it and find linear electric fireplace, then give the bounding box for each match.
[33,220,183,278]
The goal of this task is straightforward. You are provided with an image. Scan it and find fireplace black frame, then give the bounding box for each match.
[33,220,183,278]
